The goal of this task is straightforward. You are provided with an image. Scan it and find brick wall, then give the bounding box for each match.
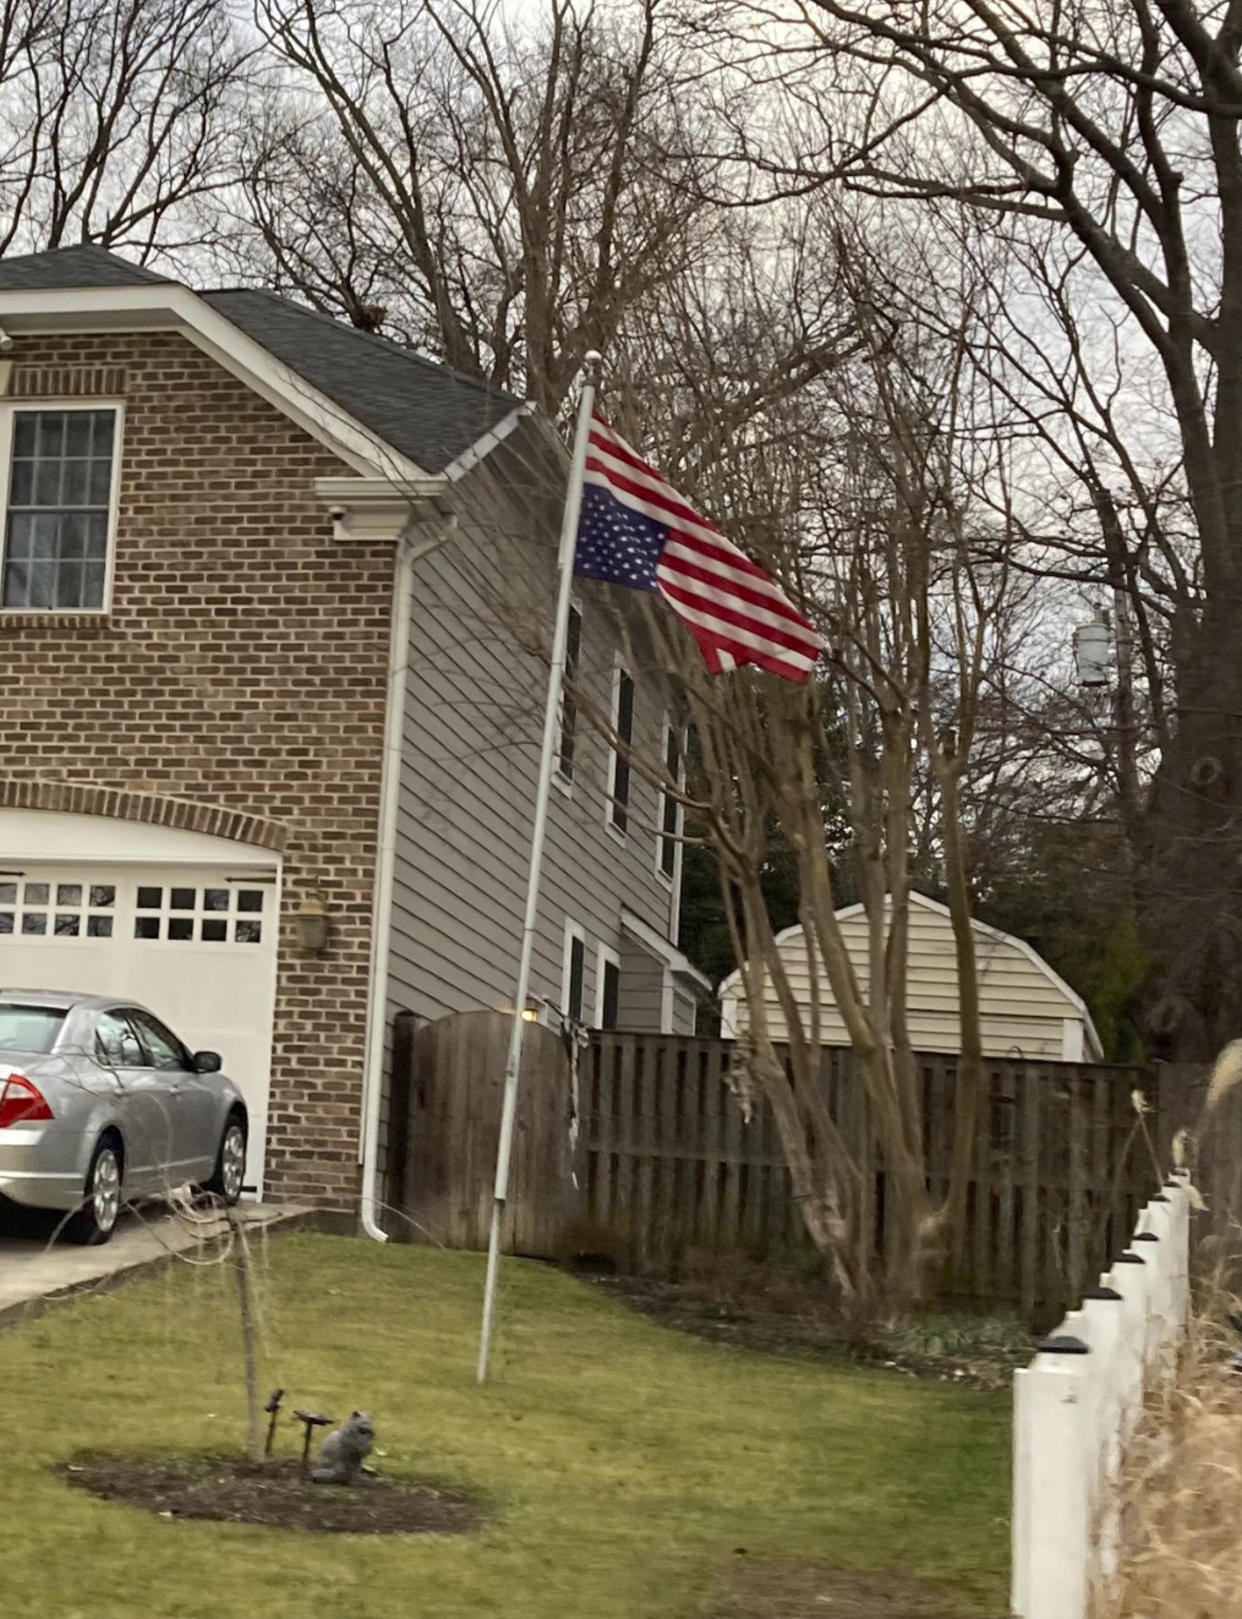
[0,329,395,1206]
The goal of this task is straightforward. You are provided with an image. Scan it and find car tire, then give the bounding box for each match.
[203,1113,247,1206]
[64,1135,124,1246]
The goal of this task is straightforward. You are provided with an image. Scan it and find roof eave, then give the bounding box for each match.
[438,400,532,482]
[620,907,713,994]
[314,474,453,543]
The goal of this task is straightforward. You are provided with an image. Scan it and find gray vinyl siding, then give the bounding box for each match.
[617,938,666,1032]
[672,984,698,1037]
[386,435,679,1029]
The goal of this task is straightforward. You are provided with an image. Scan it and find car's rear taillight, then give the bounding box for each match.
[0,1072,53,1127]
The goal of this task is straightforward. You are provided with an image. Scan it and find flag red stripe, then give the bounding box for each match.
[686,619,812,681]
[658,586,820,665]
[658,548,817,633]
[584,411,821,682]
[588,418,712,514]
[657,575,822,659]
[584,454,719,541]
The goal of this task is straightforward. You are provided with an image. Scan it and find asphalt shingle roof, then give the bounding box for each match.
[201,289,520,473]
[0,244,170,288]
[0,246,523,473]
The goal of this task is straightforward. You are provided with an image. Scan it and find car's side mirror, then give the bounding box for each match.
[192,1050,222,1074]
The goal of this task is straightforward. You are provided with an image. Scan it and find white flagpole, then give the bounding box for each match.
[476,351,602,1384]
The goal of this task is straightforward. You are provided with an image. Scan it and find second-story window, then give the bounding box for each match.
[658,721,683,882]
[596,946,621,1030]
[608,661,634,835]
[562,920,586,1021]
[1,407,119,611]
[556,604,582,783]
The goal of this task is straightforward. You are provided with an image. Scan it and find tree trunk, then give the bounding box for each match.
[1141,601,1242,1059]
[229,1208,265,1465]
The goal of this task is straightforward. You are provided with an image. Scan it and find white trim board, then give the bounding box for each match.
[0,808,279,868]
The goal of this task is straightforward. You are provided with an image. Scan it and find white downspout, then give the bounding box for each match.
[358,518,454,1241]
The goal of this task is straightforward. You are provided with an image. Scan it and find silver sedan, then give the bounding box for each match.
[0,989,248,1243]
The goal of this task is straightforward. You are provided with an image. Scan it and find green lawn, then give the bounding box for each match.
[1,1233,1010,1618]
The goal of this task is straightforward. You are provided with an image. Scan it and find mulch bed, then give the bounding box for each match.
[584,1273,1023,1391]
[59,1453,484,1534]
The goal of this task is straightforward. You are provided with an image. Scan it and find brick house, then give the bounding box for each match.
[0,245,707,1219]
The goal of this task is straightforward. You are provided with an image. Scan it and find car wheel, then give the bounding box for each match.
[65,1136,124,1246]
[204,1114,247,1206]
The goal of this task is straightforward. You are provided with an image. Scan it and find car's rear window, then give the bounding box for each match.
[0,1003,65,1054]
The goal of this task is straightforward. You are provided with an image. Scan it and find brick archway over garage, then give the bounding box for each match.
[0,776,290,853]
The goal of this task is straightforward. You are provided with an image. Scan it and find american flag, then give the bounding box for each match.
[574,413,822,682]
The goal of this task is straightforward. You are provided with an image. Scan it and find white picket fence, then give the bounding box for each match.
[1010,1171,1193,1619]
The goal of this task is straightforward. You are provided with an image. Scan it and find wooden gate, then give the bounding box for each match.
[403,1009,575,1256]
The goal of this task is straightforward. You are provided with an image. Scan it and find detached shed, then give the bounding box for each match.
[719,891,1102,1061]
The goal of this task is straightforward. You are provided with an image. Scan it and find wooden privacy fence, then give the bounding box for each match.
[387,1013,1174,1317]
[578,1033,1157,1315]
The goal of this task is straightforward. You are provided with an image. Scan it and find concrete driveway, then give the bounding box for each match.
[0,1201,308,1327]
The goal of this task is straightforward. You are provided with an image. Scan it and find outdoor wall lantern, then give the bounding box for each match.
[295,890,329,953]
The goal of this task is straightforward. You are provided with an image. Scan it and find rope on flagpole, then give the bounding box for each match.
[475,350,602,1385]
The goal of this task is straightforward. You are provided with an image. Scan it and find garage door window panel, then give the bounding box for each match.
[132,883,266,944]
[0,874,115,940]
[1,407,119,612]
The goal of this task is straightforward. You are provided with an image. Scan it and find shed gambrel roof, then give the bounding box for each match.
[0,246,523,475]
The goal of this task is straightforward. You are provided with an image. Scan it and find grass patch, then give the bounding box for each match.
[1,1234,1010,1618]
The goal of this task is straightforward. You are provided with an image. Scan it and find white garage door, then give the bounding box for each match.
[0,812,280,1195]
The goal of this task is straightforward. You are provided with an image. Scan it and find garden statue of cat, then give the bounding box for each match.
[311,1411,374,1484]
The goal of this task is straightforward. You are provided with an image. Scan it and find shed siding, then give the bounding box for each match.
[387,439,679,1029]
[731,897,1090,1059]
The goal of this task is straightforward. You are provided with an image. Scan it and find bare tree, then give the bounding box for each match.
[0,0,256,260]
[244,0,711,411]
[550,225,1038,1303]
[699,0,1242,1059]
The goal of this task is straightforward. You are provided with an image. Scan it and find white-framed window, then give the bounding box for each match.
[607,657,634,836]
[0,402,123,612]
[656,717,684,886]
[561,917,587,1022]
[555,602,583,786]
[595,943,621,1030]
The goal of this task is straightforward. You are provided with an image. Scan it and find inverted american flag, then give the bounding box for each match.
[574,413,821,682]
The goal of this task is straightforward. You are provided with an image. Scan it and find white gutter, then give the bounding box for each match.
[358,517,455,1240]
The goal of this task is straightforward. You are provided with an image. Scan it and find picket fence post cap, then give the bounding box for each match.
[1038,1334,1091,1354]
[1085,1286,1122,1301]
